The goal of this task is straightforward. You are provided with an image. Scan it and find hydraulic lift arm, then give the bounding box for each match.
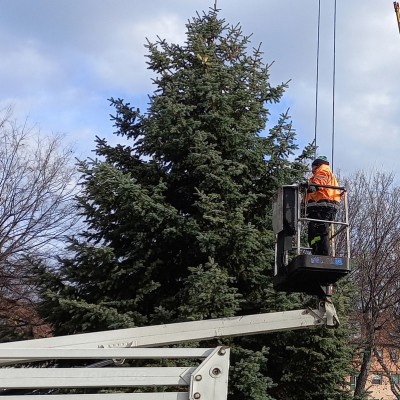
[0,299,338,366]
[0,300,340,398]
[0,300,339,398]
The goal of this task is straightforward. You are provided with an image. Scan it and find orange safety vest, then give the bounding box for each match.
[307,164,341,206]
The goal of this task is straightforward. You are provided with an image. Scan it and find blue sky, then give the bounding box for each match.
[1,0,399,174]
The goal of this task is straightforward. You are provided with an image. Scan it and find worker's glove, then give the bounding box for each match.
[299,182,309,192]
[307,183,319,193]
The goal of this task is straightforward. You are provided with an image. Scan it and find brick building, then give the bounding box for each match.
[351,327,400,399]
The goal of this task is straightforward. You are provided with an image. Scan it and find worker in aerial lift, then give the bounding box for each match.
[306,156,340,256]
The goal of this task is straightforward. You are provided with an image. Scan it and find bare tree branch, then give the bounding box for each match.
[0,105,80,338]
[342,170,400,397]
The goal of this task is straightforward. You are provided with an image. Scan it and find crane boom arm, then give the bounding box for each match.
[395,2,400,35]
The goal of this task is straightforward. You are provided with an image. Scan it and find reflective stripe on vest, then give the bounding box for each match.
[311,236,321,245]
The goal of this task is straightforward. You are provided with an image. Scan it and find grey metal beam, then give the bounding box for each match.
[4,393,189,400]
[0,348,214,360]
[0,309,324,366]
[0,367,195,389]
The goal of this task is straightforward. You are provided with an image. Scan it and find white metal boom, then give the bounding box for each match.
[0,301,337,398]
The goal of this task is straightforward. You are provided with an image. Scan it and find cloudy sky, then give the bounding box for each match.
[1,0,399,175]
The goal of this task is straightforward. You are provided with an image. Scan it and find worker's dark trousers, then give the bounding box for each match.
[308,209,337,256]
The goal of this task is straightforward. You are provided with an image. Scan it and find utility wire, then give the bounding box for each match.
[314,0,321,159]
[331,0,337,172]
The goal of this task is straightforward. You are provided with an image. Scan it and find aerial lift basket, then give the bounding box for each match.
[272,184,350,297]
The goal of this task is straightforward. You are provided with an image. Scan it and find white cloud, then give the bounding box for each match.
[0,37,60,96]
[90,14,187,92]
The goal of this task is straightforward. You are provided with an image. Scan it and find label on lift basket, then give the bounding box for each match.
[311,256,343,265]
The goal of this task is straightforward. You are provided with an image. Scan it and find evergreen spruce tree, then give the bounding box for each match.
[265,277,360,400]
[34,9,355,399]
